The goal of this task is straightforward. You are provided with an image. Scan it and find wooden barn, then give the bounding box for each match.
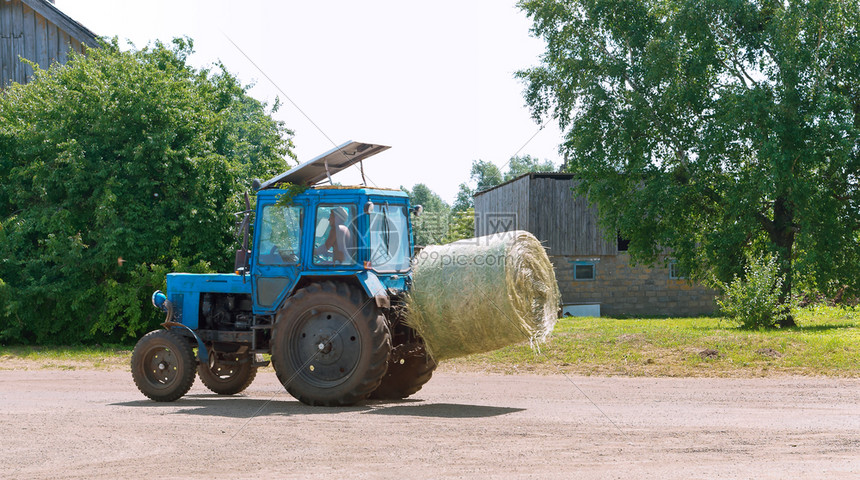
[474,173,716,317]
[0,0,99,88]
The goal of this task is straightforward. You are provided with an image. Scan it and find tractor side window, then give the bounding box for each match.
[313,205,358,265]
[369,205,410,272]
[258,205,303,265]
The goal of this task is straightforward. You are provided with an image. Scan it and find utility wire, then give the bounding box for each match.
[498,113,560,175]
[222,32,378,187]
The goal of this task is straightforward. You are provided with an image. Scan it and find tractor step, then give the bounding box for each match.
[251,352,271,368]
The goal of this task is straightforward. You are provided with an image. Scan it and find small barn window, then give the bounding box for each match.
[669,260,687,279]
[574,263,595,281]
[617,234,630,252]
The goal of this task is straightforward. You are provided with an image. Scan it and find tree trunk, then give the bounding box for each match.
[771,197,796,328]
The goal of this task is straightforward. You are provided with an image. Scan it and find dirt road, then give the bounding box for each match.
[1,369,858,479]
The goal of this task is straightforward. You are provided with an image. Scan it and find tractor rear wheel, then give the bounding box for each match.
[271,281,391,406]
[131,329,196,402]
[198,350,257,395]
[369,343,437,400]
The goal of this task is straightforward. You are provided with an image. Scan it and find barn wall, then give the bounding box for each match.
[474,176,530,238]
[551,253,718,317]
[528,176,615,256]
[1,0,95,88]
[474,173,718,317]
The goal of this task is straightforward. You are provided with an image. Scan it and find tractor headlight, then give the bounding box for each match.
[151,290,168,311]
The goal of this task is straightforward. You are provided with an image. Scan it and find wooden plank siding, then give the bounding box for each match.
[10,0,23,85]
[33,10,47,69]
[528,176,615,256]
[0,0,13,85]
[21,3,35,81]
[474,173,616,256]
[474,176,530,238]
[1,0,98,88]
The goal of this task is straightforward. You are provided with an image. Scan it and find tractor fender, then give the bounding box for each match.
[163,321,209,364]
[356,271,390,309]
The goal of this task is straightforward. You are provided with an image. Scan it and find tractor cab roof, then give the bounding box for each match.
[259,141,390,190]
[255,185,408,201]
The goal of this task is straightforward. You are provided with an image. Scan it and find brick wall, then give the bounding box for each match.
[550,253,717,317]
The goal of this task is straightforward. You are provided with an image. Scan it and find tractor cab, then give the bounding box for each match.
[247,152,415,314]
[133,142,436,406]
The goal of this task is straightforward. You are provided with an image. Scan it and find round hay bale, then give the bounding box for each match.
[405,230,560,361]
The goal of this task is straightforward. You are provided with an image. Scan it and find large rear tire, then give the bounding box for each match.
[197,350,257,395]
[131,329,196,402]
[370,343,436,400]
[271,281,391,406]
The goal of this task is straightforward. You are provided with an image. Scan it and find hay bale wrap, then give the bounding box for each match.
[405,230,560,361]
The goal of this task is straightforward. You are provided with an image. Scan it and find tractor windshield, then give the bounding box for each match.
[369,205,410,272]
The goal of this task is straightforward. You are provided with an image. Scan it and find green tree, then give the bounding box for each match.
[0,38,294,343]
[405,183,451,246]
[442,208,475,243]
[504,154,556,181]
[470,160,504,192]
[452,183,474,212]
[454,157,556,213]
[518,0,860,326]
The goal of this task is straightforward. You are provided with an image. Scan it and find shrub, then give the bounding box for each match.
[0,38,293,344]
[717,254,793,329]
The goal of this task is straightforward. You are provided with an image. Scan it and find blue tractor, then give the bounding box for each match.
[131,141,435,406]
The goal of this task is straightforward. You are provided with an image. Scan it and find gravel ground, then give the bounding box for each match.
[1,369,858,479]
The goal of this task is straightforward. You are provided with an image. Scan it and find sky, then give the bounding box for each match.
[55,0,566,203]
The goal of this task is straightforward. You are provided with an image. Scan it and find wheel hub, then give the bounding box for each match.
[290,308,362,387]
[145,349,177,384]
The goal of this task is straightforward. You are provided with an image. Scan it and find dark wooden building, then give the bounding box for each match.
[474,173,716,317]
[0,0,99,88]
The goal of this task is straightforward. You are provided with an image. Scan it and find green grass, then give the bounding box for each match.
[441,305,860,377]
[0,345,133,370]
[2,306,858,376]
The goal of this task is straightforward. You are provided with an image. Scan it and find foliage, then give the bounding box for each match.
[452,183,474,213]
[518,0,860,325]
[0,38,294,344]
[503,154,556,181]
[274,183,309,207]
[442,208,476,243]
[455,156,556,213]
[470,160,504,193]
[716,254,793,329]
[404,183,451,246]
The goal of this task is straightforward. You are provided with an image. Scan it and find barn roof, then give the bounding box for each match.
[472,172,573,197]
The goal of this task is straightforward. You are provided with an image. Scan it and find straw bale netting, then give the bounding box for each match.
[405,230,560,361]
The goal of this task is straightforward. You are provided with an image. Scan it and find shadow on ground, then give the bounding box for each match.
[111,395,523,419]
[363,403,524,418]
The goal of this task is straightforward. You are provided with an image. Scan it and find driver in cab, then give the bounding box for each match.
[315,207,353,264]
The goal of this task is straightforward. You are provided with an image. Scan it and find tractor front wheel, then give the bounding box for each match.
[271,282,391,406]
[131,329,196,402]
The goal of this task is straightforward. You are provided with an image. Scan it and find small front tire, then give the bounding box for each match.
[131,329,197,402]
